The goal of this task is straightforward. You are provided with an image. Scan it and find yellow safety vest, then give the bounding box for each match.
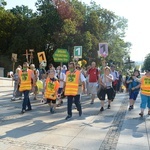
[65,70,80,96]
[19,69,32,92]
[141,76,150,96]
[45,78,59,100]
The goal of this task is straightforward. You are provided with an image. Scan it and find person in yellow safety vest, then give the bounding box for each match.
[63,62,86,120]
[139,69,150,117]
[18,62,35,114]
[44,69,60,114]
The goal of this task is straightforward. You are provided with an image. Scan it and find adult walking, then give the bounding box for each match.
[139,69,150,117]
[64,62,86,120]
[56,66,66,107]
[110,65,119,100]
[30,64,39,100]
[18,62,35,114]
[126,70,140,110]
[87,62,100,104]
[98,66,114,111]
[11,67,22,101]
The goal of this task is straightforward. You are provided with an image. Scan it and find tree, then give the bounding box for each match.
[0,0,131,70]
[0,9,17,55]
[10,5,36,18]
[143,53,150,71]
[0,0,7,8]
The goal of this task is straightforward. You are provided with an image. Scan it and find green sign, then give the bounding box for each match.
[53,49,70,63]
[74,46,82,58]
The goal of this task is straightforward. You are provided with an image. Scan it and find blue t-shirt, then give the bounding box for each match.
[128,78,140,92]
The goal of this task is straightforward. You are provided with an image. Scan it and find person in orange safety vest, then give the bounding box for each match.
[139,69,150,117]
[44,69,59,114]
[63,62,86,120]
[18,62,35,114]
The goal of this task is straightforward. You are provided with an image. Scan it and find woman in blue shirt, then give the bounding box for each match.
[127,70,141,110]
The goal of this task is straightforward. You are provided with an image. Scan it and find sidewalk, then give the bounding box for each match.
[0,79,150,150]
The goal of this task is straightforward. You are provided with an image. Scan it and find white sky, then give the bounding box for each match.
[5,0,150,62]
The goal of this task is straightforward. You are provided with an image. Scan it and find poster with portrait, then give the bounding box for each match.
[99,43,108,58]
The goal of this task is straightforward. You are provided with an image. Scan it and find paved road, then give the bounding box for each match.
[0,78,150,150]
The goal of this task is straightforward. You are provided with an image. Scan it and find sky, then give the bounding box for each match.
[5,0,150,62]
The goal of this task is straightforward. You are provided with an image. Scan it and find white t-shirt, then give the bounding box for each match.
[58,72,66,88]
[101,74,113,87]
[111,71,119,81]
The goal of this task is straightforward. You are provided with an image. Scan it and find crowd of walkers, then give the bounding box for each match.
[10,61,150,119]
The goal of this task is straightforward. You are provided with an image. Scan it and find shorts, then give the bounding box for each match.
[47,99,56,104]
[58,88,63,94]
[98,88,114,100]
[129,91,139,100]
[88,82,98,95]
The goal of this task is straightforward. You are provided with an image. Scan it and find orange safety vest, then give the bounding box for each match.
[65,70,80,96]
[19,69,32,92]
[45,78,59,100]
[141,76,150,96]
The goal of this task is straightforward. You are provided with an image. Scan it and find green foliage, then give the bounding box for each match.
[143,53,150,71]
[0,0,132,72]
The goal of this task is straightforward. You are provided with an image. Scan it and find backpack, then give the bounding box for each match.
[112,71,118,86]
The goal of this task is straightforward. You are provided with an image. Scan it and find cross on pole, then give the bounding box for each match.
[23,49,34,64]
[124,57,135,69]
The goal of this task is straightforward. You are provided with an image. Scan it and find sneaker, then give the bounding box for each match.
[44,101,47,104]
[11,97,16,101]
[79,107,82,116]
[33,97,37,100]
[100,107,104,112]
[20,110,25,114]
[57,104,61,107]
[26,108,32,111]
[65,115,72,120]
[107,105,111,109]
[90,100,94,104]
[51,107,55,114]
[50,107,52,113]
[139,112,143,117]
[128,105,133,111]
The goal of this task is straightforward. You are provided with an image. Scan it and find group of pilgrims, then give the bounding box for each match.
[11,61,150,120]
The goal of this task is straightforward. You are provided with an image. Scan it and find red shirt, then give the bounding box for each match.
[88,68,99,82]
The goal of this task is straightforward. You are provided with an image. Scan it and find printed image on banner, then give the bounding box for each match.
[99,43,108,58]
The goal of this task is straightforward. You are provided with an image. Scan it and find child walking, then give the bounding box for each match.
[44,69,59,113]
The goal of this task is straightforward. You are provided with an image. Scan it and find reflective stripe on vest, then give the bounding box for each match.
[141,76,150,96]
[45,78,58,100]
[19,70,32,91]
[65,70,80,96]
